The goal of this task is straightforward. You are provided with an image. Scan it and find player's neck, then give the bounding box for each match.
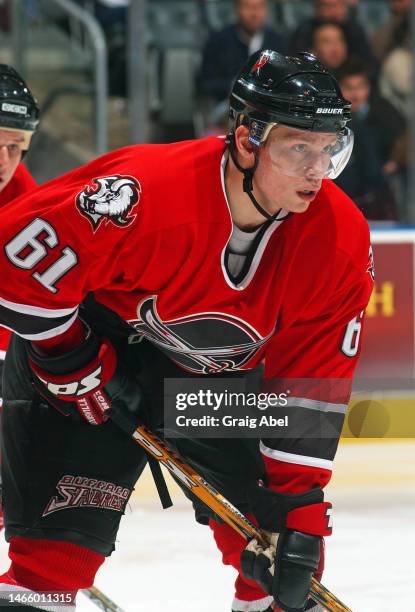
[224,155,271,230]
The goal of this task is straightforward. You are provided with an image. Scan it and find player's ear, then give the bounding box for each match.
[234,125,255,168]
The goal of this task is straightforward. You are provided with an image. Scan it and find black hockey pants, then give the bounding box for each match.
[1,333,265,556]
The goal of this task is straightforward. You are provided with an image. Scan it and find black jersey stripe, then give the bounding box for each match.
[0,295,77,318]
[0,302,78,340]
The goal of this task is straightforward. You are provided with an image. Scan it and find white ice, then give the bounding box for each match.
[1,441,414,612]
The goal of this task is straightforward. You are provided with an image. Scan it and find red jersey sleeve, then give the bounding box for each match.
[0,163,142,342]
[0,164,38,354]
[262,223,374,495]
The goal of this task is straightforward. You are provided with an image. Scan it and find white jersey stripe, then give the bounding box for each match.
[0,295,78,318]
[232,595,274,611]
[286,396,348,414]
[260,441,333,470]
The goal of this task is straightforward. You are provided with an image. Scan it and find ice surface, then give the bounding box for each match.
[1,441,414,612]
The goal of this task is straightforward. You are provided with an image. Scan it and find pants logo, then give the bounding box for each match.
[43,475,131,516]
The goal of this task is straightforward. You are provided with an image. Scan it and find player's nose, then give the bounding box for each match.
[0,145,10,165]
[304,154,328,181]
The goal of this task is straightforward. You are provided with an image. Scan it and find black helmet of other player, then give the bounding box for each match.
[227,50,353,220]
[0,64,40,151]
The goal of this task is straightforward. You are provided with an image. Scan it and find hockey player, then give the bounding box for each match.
[0,65,39,204]
[0,65,39,532]
[0,64,39,366]
[0,51,372,612]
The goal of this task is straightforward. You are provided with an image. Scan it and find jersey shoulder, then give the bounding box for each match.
[0,137,227,253]
[15,163,37,189]
[111,136,227,231]
[0,163,37,207]
[303,178,370,271]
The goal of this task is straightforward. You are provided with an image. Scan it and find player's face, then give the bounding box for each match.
[312,24,348,69]
[391,0,411,17]
[0,129,24,192]
[339,74,370,113]
[316,0,348,21]
[254,126,338,214]
[237,0,268,35]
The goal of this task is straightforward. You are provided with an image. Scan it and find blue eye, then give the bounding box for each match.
[293,144,307,153]
[7,144,20,154]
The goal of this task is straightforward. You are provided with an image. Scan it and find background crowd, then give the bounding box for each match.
[2,0,413,222]
[195,0,411,222]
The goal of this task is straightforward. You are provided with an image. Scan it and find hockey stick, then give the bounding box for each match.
[82,586,125,612]
[129,422,352,612]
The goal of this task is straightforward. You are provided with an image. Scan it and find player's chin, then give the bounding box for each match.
[289,198,312,213]
[291,189,319,211]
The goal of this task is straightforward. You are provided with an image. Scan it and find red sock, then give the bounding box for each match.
[1,536,104,594]
[209,519,273,610]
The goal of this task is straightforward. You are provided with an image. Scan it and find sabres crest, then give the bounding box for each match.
[128,296,273,375]
[76,174,141,231]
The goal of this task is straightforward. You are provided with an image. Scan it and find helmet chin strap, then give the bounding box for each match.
[226,134,283,222]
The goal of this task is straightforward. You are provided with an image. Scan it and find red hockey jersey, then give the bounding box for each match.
[0,163,37,358]
[0,163,36,208]
[0,137,373,491]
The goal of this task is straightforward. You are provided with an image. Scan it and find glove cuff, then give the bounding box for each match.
[248,485,332,536]
[27,322,99,374]
[286,502,332,537]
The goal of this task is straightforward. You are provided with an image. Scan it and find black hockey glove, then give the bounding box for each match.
[27,326,143,427]
[241,485,332,612]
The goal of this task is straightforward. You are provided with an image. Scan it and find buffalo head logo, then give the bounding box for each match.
[76,175,141,231]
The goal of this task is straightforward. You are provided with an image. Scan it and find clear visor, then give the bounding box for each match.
[260,125,354,181]
[0,127,34,151]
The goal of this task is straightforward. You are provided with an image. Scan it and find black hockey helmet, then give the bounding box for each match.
[229,50,351,144]
[226,50,353,221]
[0,64,39,149]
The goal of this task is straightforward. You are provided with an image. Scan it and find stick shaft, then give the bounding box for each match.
[132,424,352,612]
[82,586,125,612]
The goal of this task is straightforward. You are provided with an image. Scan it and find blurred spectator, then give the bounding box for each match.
[310,20,349,74]
[339,58,406,170]
[372,0,411,62]
[94,0,130,98]
[197,0,285,104]
[0,0,9,32]
[94,0,129,34]
[335,58,403,220]
[379,18,412,120]
[24,0,40,25]
[289,0,376,71]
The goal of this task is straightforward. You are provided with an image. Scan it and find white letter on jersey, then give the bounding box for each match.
[5,217,78,293]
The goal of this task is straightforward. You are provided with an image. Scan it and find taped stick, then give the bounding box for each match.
[132,422,352,612]
[82,585,125,612]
